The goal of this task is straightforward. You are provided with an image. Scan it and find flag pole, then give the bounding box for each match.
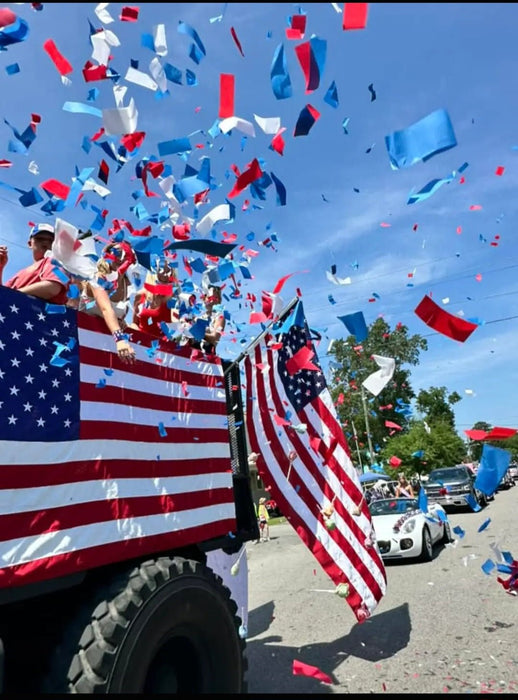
[351,419,364,472]
[361,385,375,467]
[223,296,299,376]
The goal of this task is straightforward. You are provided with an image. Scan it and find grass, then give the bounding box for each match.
[268,516,287,527]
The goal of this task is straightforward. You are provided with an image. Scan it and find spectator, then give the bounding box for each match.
[257,497,270,542]
[129,262,179,339]
[0,223,69,303]
[199,286,226,354]
[65,239,136,365]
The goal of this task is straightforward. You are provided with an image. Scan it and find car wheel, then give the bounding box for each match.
[475,490,487,508]
[441,521,453,544]
[419,526,433,562]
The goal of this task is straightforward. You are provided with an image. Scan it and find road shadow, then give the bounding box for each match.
[246,602,411,693]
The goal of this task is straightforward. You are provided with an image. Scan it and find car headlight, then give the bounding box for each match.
[402,518,416,534]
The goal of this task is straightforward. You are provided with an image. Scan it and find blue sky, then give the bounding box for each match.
[1,3,518,436]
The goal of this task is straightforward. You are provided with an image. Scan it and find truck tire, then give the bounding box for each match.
[43,556,247,693]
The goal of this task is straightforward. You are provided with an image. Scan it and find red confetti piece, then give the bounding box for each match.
[286,14,306,40]
[40,178,70,200]
[230,26,244,57]
[456,226,462,234]
[469,204,482,210]
[227,158,263,198]
[0,7,17,29]
[120,6,139,22]
[43,39,73,76]
[0,160,12,168]
[475,273,482,281]
[495,165,505,176]
[342,2,369,30]
[292,659,332,684]
[380,222,391,227]
[219,73,235,118]
[270,128,286,156]
[412,223,418,231]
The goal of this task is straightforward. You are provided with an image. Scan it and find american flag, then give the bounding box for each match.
[244,300,387,621]
[0,286,236,589]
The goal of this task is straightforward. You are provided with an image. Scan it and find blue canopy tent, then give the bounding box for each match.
[359,471,390,484]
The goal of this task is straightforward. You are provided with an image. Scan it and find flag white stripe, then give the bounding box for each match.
[249,342,380,612]
[0,472,234,515]
[1,503,236,568]
[78,327,223,377]
[79,362,226,403]
[80,401,228,430]
[0,439,231,465]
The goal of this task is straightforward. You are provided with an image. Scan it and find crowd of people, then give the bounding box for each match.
[0,220,226,362]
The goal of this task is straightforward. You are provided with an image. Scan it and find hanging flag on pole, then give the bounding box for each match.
[244,299,387,621]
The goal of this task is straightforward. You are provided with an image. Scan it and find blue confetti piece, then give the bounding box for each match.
[465,493,481,512]
[453,525,465,538]
[158,422,167,438]
[6,63,20,75]
[385,108,457,170]
[477,517,491,533]
[435,509,447,523]
[103,369,114,376]
[45,303,67,314]
[96,378,107,388]
[496,563,513,575]
[481,558,495,575]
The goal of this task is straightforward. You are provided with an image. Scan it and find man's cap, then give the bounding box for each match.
[30,222,55,238]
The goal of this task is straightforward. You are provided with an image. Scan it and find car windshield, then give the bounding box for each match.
[428,467,467,482]
[369,498,419,516]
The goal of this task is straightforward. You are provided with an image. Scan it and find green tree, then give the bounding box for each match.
[467,421,518,462]
[329,318,427,468]
[467,420,491,461]
[415,386,461,429]
[379,419,467,474]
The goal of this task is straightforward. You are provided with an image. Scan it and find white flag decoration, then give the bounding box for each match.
[361,355,396,397]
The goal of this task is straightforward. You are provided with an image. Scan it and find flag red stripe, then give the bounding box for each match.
[254,344,385,604]
[79,382,227,415]
[79,421,229,443]
[0,521,236,590]
[0,458,232,489]
[0,488,233,540]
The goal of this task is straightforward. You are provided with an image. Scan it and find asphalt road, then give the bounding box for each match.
[245,486,518,694]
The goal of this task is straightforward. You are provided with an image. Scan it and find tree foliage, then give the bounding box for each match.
[378,419,467,475]
[415,386,462,429]
[467,421,518,462]
[328,318,427,468]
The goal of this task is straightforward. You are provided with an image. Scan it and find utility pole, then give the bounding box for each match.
[351,419,364,472]
[361,385,375,467]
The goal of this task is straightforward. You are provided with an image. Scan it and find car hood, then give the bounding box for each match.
[372,512,419,539]
[425,478,468,487]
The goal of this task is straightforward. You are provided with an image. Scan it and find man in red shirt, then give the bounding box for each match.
[0,222,69,304]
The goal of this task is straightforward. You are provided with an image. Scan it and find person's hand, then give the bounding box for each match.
[116,339,136,364]
[0,246,8,271]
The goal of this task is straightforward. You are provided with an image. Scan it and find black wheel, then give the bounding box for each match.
[475,490,487,508]
[44,556,246,693]
[441,520,453,544]
[419,526,433,562]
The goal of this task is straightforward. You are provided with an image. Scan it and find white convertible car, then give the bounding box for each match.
[369,497,452,562]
